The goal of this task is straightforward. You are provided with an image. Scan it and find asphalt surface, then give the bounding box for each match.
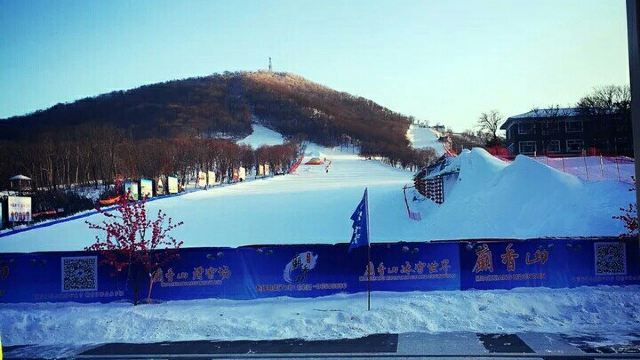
[4,332,640,359]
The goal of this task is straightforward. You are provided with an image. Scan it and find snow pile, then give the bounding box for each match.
[417,148,631,239]
[406,125,446,156]
[238,124,285,148]
[1,286,639,346]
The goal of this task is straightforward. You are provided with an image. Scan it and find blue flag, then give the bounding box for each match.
[349,188,369,252]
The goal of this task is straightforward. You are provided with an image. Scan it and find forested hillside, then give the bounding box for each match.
[0,71,425,190]
[1,71,410,146]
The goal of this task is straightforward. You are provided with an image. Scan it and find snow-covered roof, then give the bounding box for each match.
[501,107,579,130]
[9,174,31,181]
[511,108,579,119]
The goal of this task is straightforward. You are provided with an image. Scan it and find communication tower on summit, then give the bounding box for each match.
[268,57,272,72]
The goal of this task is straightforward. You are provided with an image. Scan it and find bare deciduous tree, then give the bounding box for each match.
[477,110,503,145]
[577,85,631,119]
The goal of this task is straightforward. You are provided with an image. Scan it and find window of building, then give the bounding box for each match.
[541,120,559,135]
[565,120,583,133]
[546,140,560,153]
[616,119,629,132]
[518,122,534,134]
[566,139,584,153]
[519,141,537,155]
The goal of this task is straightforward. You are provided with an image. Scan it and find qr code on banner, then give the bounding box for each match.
[61,256,98,292]
[594,242,627,276]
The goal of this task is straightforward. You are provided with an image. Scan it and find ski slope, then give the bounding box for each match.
[0,129,633,252]
[238,124,285,147]
[0,145,420,252]
[406,124,447,155]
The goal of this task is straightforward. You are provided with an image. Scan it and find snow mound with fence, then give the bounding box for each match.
[414,148,633,239]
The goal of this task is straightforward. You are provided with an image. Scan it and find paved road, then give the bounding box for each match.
[4,332,640,359]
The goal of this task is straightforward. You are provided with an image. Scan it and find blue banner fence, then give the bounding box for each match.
[0,237,638,303]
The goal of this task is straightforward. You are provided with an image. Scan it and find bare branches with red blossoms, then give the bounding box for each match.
[84,193,184,274]
[613,176,638,238]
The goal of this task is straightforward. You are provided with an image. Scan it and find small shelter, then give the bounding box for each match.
[9,175,32,193]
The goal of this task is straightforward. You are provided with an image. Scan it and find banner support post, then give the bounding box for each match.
[366,188,371,311]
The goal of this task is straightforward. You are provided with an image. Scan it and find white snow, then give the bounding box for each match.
[1,286,639,346]
[238,124,285,148]
[415,148,632,239]
[406,124,447,156]
[0,144,633,252]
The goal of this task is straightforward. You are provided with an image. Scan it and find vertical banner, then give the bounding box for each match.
[232,168,239,182]
[7,196,31,223]
[156,177,165,195]
[264,164,270,175]
[197,171,207,188]
[207,171,216,186]
[258,164,265,176]
[140,178,153,199]
[238,167,246,181]
[168,176,179,194]
[123,181,139,200]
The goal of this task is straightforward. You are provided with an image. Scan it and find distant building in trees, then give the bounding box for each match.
[500,107,632,157]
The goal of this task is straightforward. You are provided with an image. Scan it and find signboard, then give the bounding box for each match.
[258,164,265,176]
[459,238,640,290]
[0,238,638,304]
[124,181,139,201]
[197,171,207,188]
[207,171,216,186]
[264,164,270,175]
[140,178,153,199]
[8,196,31,222]
[232,168,239,182]
[168,176,179,194]
[238,167,246,181]
[156,177,164,195]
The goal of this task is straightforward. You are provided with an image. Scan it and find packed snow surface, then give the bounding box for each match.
[2,286,639,346]
[238,124,285,148]
[0,143,632,252]
[406,124,446,156]
[415,149,632,239]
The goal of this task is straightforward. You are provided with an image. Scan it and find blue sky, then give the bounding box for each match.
[0,0,630,131]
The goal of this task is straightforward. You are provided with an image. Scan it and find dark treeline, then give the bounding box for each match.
[0,124,299,191]
[1,71,430,175]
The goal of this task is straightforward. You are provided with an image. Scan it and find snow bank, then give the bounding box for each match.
[417,148,631,239]
[2,286,639,346]
[238,124,285,148]
[406,125,446,156]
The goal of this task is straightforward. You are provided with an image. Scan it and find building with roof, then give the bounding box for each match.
[500,107,632,157]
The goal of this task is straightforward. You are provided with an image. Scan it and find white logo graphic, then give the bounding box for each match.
[283,251,318,284]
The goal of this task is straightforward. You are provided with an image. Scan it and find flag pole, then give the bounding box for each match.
[365,188,371,311]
